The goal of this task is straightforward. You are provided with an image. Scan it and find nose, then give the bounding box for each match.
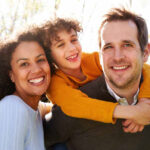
[67,42,76,52]
[31,63,42,74]
[113,47,125,62]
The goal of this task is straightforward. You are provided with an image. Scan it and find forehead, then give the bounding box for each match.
[53,29,77,40]
[13,41,44,58]
[100,20,138,45]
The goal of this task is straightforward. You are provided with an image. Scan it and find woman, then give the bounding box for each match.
[0,29,54,150]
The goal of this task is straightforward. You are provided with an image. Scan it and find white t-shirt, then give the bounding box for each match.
[0,95,45,150]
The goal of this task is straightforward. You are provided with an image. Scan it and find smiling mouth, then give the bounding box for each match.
[112,65,128,70]
[66,54,78,60]
[29,77,44,84]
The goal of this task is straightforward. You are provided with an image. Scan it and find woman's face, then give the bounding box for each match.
[10,41,51,99]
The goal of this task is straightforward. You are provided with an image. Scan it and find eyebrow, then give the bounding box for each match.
[71,34,77,37]
[53,33,77,46]
[53,39,63,46]
[103,40,135,47]
[122,40,135,45]
[16,54,45,63]
[103,42,112,47]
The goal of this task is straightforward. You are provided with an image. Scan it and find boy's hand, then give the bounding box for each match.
[122,119,144,133]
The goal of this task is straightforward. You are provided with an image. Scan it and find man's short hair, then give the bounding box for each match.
[98,7,148,52]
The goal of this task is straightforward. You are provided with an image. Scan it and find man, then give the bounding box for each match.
[44,8,150,150]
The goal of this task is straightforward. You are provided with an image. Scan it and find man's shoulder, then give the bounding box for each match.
[80,76,106,94]
[79,76,115,102]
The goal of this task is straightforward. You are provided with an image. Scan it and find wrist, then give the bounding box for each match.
[113,104,136,120]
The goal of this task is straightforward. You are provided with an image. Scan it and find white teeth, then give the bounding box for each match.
[67,54,77,59]
[113,66,127,70]
[29,77,44,83]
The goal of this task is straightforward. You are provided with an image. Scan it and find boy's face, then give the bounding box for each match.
[51,29,82,74]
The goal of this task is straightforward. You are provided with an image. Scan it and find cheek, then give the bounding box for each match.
[16,71,27,80]
[101,54,109,65]
[77,44,82,52]
[44,65,51,86]
[128,52,141,63]
[12,72,26,86]
[47,74,51,85]
[52,52,65,67]
[45,64,51,76]
[52,50,63,60]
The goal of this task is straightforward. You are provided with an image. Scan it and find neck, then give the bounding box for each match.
[14,92,40,110]
[106,78,140,104]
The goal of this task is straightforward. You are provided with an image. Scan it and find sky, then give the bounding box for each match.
[0,0,150,64]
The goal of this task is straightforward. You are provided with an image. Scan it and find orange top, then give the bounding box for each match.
[47,52,150,123]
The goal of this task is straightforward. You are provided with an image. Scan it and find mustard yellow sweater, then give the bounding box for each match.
[47,52,150,123]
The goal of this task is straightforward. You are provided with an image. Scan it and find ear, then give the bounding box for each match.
[9,71,15,83]
[143,44,150,63]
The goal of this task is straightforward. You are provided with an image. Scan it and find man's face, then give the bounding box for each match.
[100,20,148,89]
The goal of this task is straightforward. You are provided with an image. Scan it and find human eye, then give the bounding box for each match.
[20,62,29,67]
[71,38,78,43]
[123,43,133,48]
[37,58,47,63]
[57,43,64,48]
[103,45,113,50]
[37,55,47,63]
[122,41,134,48]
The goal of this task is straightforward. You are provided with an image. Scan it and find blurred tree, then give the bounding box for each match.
[54,0,61,17]
[0,0,149,55]
[0,0,62,40]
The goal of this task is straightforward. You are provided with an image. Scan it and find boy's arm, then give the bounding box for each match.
[47,74,118,124]
[46,52,118,124]
[47,72,150,126]
[46,56,150,124]
[138,63,150,98]
[113,100,150,125]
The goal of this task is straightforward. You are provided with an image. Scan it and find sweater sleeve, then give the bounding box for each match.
[47,75,118,124]
[0,96,29,150]
[138,63,150,98]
